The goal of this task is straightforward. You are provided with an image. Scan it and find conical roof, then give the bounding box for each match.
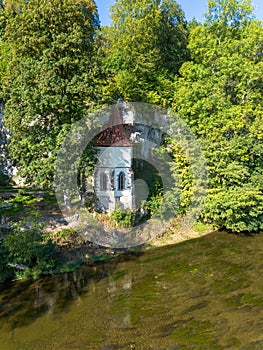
[94,106,132,147]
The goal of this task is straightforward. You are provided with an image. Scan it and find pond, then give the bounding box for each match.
[0,231,262,349]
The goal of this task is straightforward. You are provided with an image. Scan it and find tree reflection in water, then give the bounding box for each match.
[0,252,141,331]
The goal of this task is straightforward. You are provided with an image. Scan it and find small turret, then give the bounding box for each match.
[93,106,135,213]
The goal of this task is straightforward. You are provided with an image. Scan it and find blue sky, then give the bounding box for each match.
[96,0,263,26]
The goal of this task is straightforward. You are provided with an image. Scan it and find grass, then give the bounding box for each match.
[57,228,76,239]
[0,187,41,218]
[193,221,213,234]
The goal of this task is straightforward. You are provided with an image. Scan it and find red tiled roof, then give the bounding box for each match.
[94,106,132,147]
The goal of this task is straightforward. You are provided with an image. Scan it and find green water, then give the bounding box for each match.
[0,231,262,349]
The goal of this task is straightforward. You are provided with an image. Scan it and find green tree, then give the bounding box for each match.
[173,0,263,231]
[0,0,5,37]
[2,0,100,188]
[103,0,189,106]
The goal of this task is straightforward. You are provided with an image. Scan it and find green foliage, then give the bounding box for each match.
[110,205,135,228]
[0,189,41,218]
[163,138,194,215]
[205,0,254,28]
[142,193,162,216]
[203,186,263,232]
[2,0,101,188]
[103,0,189,105]
[2,219,57,279]
[193,221,212,234]
[57,228,75,239]
[78,145,98,195]
[173,0,263,232]
[9,190,38,205]
[0,0,5,38]
[0,39,12,91]
[0,0,262,234]
[92,252,112,262]
[0,244,15,283]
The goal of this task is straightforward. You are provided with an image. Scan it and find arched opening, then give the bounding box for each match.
[100,173,107,191]
[118,172,125,191]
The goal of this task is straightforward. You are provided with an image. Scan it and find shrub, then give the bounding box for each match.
[110,205,135,228]
[202,186,263,232]
[57,228,75,239]
[3,221,57,279]
[142,193,162,217]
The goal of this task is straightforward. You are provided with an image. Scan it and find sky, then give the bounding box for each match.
[95,0,263,26]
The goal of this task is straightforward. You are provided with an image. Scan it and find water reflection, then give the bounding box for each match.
[0,232,262,350]
[0,253,141,332]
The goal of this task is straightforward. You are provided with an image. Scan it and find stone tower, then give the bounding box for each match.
[93,106,135,213]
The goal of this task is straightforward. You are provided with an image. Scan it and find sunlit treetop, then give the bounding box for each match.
[205,0,255,27]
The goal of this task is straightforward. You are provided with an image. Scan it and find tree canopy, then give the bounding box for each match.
[0,0,263,232]
[1,0,100,187]
[102,0,189,105]
[173,0,263,231]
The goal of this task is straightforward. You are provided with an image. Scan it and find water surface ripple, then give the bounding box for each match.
[0,231,262,349]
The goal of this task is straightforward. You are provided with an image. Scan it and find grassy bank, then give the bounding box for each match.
[0,187,213,284]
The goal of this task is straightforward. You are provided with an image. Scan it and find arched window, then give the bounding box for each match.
[100,173,107,191]
[118,172,125,191]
